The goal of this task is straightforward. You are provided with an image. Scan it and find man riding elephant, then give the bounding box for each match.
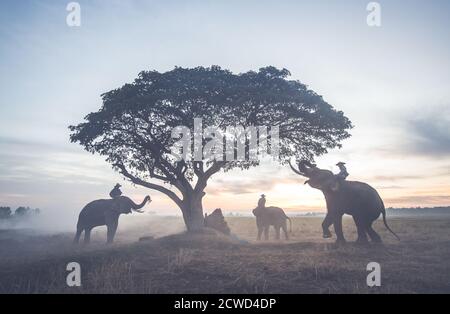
[109,183,122,199]
[258,194,266,209]
[336,162,349,180]
[74,194,151,244]
[252,194,292,240]
[290,160,399,244]
[109,183,123,213]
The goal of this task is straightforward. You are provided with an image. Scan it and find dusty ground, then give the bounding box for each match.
[1,215,450,293]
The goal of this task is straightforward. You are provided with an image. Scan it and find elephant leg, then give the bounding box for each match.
[107,221,118,244]
[353,215,369,244]
[73,227,83,244]
[322,213,333,238]
[84,227,92,244]
[275,226,281,240]
[282,223,289,240]
[366,221,382,243]
[333,214,346,244]
[257,227,263,241]
[264,226,269,241]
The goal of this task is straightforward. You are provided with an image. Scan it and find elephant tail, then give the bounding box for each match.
[286,215,292,233]
[381,207,400,241]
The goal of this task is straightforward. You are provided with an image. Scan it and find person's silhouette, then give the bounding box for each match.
[109,183,122,199]
[258,194,266,209]
[336,162,349,180]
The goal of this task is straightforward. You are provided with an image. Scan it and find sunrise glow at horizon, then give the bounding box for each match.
[1,0,449,217]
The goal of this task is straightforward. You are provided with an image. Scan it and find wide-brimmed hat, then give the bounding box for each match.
[261,194,266,197]
[336,162,346,166]
[114,183,122,188]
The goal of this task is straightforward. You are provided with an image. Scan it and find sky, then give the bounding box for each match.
[0,0,449,219]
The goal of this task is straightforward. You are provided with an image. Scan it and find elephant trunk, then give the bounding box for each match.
[131,196,151,211]
[298,160,316,176]
[290,160,316,177]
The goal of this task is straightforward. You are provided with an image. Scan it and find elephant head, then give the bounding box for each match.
[113,195,151,214]
[289,160,339,192]
[252,207,262,217]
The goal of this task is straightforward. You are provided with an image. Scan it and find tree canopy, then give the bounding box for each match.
[69,66,352,230]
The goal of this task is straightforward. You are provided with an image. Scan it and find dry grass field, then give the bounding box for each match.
[1,215,450,293]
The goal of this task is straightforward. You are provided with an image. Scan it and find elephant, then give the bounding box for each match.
[290,160,399,245]
[73,195,151,244]
[252,206,292,240]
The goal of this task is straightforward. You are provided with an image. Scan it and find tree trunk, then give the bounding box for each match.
[181,193,205,232]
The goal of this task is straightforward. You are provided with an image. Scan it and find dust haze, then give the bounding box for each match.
[0,210,186,268]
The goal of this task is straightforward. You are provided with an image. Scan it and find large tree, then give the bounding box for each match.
[69,66,352,231]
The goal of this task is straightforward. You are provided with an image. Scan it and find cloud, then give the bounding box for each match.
[404,105,450,157]
[376,185,405,190]
[0,135,113,183]
[385,195,450,206]
[372,175,422,181]
[0,135,125,213]
[207,177,299,196]
[204,158,303,196]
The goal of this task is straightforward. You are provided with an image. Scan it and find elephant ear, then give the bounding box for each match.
[110,199,122,213]
[123,201,133,214]
[114,197,131,214]
[330,179,340,192]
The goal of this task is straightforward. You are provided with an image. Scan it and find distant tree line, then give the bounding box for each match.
[387,206,450,210]
[386,206,450,216]
[0,206,40,220]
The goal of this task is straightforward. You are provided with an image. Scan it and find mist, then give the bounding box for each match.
[0,207,186,242]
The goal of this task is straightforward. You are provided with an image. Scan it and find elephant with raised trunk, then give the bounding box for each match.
[290,160,399,244]
[74,195,151,244]
[252,206,292,240]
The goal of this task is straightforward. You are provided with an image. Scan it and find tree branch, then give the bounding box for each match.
[194,161,225,193]
[114,163,184,209]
